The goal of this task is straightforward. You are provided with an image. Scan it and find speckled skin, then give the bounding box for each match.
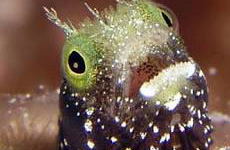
[45,0,213,149]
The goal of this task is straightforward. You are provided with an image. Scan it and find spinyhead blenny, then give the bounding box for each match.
[45,0,213,149]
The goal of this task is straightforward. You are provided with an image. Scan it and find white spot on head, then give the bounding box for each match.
[196,91,201,96]
[129,127,134,133]
[187,118,194,128]
[60,142,64,149]
[156,101,160,105]
[111,136,118,143]
[86,107,95,116]
[130,99,134,103]
[87,140,95,149]
[155,23,160,27]
[115,116,120,122]
[83,97,86,101]
[150,145,159,150]
[201,89,204,95]
[117,97,121,102]
[190,107,197,116]
[197,110,201,119]
[131,117,135,122]
[64,138,68,146]
[178,124,185,132]
[140,132,147,139]
[159,133,170,143]
[172,36,176,40]
[165,133,170,141]
[170,125,175,133]
[203,102,207,109]
[189,105,194,112]
[208,137,212,143]
[121,121,127,127]
[155,110,159,116]
[199,120,203,124]
[84,119,93,132]
[199,70,204,77]
[71,93,75,97]
[205,142,209,148]
[153,126,159,133]
[206,125,211,131]
[148,122,153,127]
[204,128,208,134]
[182,94,187,99]
[125,97,129,102]
[202,114,207,119]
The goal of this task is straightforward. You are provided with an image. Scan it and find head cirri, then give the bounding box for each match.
[45,0,213,149]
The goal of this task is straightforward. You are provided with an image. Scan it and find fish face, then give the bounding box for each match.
[45,0,213,149]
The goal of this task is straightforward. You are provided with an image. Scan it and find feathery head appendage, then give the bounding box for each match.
[84,3,100,20]
[84,2,112,30]
[75,0,174,62]
[44,7,77,38]
[78,0,173,39]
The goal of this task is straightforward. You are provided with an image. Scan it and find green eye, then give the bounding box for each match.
[157,4,178,29]
[68,51,86,74]
[62,36,98,92]
[161,11,173,27]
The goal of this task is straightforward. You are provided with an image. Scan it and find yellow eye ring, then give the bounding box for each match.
[156,3,179,30]
[62,36,98,92]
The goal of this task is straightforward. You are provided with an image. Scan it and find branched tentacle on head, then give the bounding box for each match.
[44,7,77,38]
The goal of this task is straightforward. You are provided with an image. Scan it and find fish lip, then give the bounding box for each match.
[138,61,196,110]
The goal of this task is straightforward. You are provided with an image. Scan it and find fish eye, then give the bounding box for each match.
[62,38,98,91]
[68,51,86,74]
[161,11,173,27]
[157,4,179,30]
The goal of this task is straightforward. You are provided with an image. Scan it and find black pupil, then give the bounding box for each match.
[68,51,86,74]
[161,12,172,27]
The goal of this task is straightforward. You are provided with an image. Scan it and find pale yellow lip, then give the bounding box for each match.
[139,61,196,110]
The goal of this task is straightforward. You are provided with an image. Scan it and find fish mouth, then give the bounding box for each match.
[139,61,196,110]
